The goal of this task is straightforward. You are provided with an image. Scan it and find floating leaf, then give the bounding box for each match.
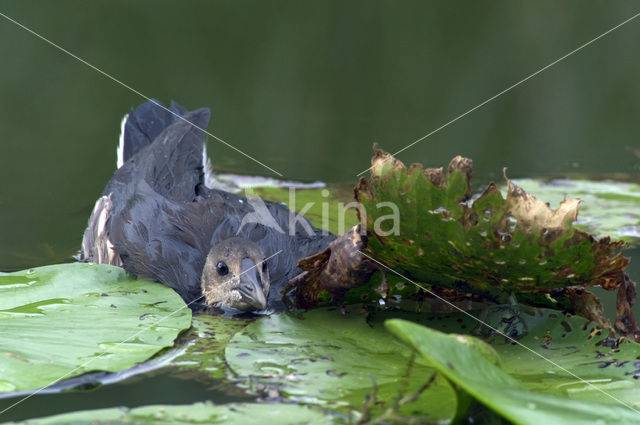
[255,185,359,236]
[497,308,640,406]
[0,263,191,392]
[225,308,458,422]
[169,314,250,379]
[386,319,640,425]
[404,307,640,408]
[354,148,638,338]
[202,171,358,235]
[4,401,335,425]
[508,179,640,246]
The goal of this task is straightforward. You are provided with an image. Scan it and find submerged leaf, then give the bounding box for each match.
[0,263,191,392]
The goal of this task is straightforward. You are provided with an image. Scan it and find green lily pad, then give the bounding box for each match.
[386,319,640,425]
[253,186,359,236]
[404,307,640,408]
[169,314,250,379]
[508,179,640,245]
[0,263,191,392]
[4,401,335,425]
[494,309,640,407]
[225,308,458,422]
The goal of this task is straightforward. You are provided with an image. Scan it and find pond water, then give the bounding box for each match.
[0,1,639,422]
[0,371,251,423]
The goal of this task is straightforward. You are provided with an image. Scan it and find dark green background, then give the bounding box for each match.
[1,1,640,270]
[1,1,640,269]
[0,1,639,421]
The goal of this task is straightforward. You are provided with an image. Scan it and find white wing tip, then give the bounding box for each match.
[202,142,217,189]
[116,113,129,169]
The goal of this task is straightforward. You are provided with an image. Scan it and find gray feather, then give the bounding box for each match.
[82,100,334,310]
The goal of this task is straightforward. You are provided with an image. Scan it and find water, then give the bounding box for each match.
[0,370,251,423]
[0,1,639,421]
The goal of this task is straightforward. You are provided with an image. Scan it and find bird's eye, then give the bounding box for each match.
[216,261,229,276]
[262,261,268,272]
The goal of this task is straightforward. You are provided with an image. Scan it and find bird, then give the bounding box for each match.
[80,100,335,313]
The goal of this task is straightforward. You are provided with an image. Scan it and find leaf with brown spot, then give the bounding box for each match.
[354,147,638,339]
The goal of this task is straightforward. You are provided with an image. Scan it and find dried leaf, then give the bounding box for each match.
[283,225,376,308]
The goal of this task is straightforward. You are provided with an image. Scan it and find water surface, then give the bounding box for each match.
[0,1,639,421]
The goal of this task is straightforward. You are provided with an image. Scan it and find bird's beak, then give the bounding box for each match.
[238,258,267,310]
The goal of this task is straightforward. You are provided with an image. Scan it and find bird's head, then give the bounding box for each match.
[200,237,270,312]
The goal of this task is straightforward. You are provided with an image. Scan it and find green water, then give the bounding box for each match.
[0,1,639,422]
[0,371,251,423]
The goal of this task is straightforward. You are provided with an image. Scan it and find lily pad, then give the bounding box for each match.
[498,309,640,406]
[225,308,458,422]
[0,263,191,392]
[354,148,637,336]
[253,186,359,236]
[508,179,640,245]
[403,307,640,408]
[202,168,357,236]
[169,314,250,379]
[4,401,335,425]
[386,319,640,425]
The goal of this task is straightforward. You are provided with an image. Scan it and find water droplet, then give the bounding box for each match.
[539,259,548,266]
[396,282,405,290]
[429,206,447,215]
[512,241,520,248]
[479,229,488,237]
[518,259,526,265]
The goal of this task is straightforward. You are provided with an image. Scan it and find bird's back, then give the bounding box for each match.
[81,100,334,309]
